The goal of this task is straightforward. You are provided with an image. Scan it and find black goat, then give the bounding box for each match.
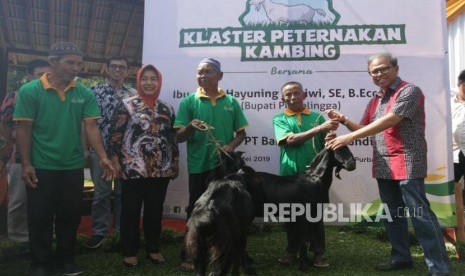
[242,146,356,270]
[185,147,355,274]
[254,146,355,205]
[185,151,255,276]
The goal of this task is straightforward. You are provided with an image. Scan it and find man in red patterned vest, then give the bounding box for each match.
[327,52,450,276]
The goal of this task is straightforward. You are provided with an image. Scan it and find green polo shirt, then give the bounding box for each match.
[174,88,248,173]
[13,74,101,170]
[273,108,326,176]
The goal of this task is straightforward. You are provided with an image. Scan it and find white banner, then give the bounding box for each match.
[145,0,455,226]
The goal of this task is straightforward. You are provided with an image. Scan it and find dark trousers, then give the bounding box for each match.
[454,151,465,202]
[454,151,465,182]
[186,171,212,219]
[120,177,169,257]
[27,169,84,267]
[286,218,326,256]
[377,178,450,273]
[181,171,212,262]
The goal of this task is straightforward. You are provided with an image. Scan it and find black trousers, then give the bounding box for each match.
[27,169,84,267]
[286,218,326,256]
[454,151,465,182]
[286,201,326,256]
[180,171,212,261]
[454,151,465,202]
[120,177,169,257]
[186,171,212,219]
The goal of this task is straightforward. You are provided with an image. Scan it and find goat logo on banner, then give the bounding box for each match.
[179,0,407,61]
[245,0,336,25]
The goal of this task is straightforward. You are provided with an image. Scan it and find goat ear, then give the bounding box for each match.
[307,149,329,178]
[335,146,356,171]
[310,163,328,179]
[307,148,326,171]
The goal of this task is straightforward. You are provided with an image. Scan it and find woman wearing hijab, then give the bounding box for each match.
[107,64,179,268]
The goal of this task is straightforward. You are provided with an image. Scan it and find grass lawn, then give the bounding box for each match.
[0,225,463,275]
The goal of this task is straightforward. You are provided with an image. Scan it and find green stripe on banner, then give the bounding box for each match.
[424,181,454,196]
[430,201,457,227]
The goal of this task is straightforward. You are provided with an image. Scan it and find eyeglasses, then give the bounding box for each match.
[109,64,128,71]
[368,66,391,77]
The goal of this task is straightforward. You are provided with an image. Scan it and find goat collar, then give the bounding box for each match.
[283,107,310,116]
[283,108,310,125]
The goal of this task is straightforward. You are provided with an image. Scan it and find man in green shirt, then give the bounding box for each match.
[273,81,338,268]
[13,42,115,276]
[174,58,248,271]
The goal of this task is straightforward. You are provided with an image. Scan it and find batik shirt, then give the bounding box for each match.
[360,77,427,180]
[92,82,136,150]
[0,92,20,164]
[107,96,179,179]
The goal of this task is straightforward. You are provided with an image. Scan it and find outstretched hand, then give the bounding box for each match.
[325,131,337,142]
[319,119,340,132]
[327,110,348,123]
[326,133,354,150]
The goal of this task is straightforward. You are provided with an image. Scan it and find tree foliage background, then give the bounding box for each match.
[7,67,27,93]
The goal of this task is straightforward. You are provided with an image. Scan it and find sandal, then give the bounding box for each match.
[179,261,194,272]
[278,252,296,265]
[148,253,165,264]
[123,256,138,268]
